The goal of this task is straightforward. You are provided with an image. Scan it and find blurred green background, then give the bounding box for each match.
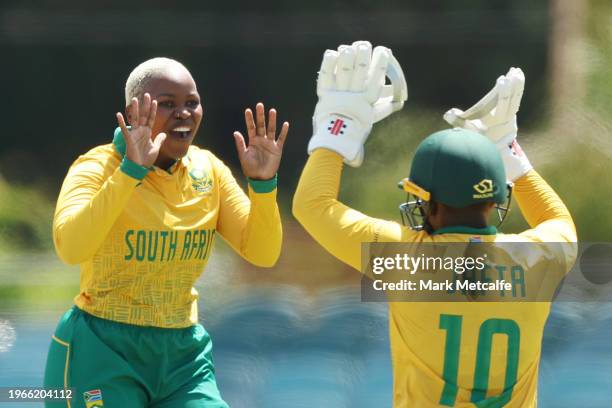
[0,0,610,318]
[1,0,610,255]
[0,0,612,300]
[0,1,611,406]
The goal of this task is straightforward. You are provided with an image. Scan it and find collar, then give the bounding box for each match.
[112,127,188,174]
[431,225,497,236]
[113,127,127,156]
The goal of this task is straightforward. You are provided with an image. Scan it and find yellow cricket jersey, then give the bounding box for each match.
[293,149,577,408]
[53,129,282,328]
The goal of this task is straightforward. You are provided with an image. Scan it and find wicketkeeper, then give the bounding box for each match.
[293,41,577,407]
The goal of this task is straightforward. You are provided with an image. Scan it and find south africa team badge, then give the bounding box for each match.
[83,389,104,407]
[189,167,213,193]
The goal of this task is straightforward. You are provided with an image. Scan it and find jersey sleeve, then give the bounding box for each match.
[293,149,415,271]
[513,170,577,243]
[211,155,282,268]
[513,170,578,273]
[53,152,142,265]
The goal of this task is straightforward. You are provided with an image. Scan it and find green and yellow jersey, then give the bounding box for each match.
[53,129,282,328]
[293,149,577,407]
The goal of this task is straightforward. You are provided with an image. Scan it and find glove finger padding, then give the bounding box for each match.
[452,80,499,121]
[442,67,531,181]
[317,50,339,97]
[336,45,356,91]
[507,67,525,118]
[350,41,372,92]
[494,76,513,123]
[365,46,391,103]
[309,41,408,167]
[372,53,408,122]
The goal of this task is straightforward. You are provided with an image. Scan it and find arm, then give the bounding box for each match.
[53,153,144,264]
[214,157,281,267]
[55,92,166,264]
[443,68,576,243]
[293,42,409,271]
[217,102,289,267]
[514,170,577,243]
[293,149,407,271]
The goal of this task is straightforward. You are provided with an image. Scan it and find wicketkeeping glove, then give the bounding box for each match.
[443,67,533,182]
[308,41,408,167]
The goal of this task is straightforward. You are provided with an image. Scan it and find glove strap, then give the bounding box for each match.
[498,135,533,182]
[308,114,371,167]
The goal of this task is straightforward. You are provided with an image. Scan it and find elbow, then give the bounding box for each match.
[246,248,281,268]
[252,257,279,269]
[53,227,86,265]
[55,245,85,265]
[292,195,304,225]
[292,185,310,227]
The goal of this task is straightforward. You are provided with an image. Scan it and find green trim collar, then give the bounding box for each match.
[113,127,127,157]
[113,127,181,173]
[432,225,497,236]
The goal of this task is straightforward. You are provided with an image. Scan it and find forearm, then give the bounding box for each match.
[514,170,577,242]
[217,173,282,268]
[293,149,400,270]
[239,187,282,267]
[53,160,144,264]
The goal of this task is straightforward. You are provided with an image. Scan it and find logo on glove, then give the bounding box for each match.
[328,118,347,136]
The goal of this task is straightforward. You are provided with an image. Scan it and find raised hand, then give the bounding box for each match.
[443,67,532,182]
[233,103,289,180]
[116,93,167,168]
[443,67,525,144]
[308,41,408,167]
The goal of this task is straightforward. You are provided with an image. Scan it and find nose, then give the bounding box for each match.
[175,108,191,120]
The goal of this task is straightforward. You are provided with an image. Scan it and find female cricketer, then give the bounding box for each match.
[293,42,577,407]
[44,57,288,408]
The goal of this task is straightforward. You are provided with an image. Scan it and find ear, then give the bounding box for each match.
[428,201,438,216]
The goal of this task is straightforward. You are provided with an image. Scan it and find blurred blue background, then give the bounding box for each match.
[1,250,612,407]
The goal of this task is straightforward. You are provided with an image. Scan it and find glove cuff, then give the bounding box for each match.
[308,114,371,167]
[497,135,533,182]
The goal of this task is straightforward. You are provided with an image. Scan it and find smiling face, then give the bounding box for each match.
[126,64,203,169]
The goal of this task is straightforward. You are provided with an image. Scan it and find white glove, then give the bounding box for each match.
[308,41,408,167]
[443,67,532,182]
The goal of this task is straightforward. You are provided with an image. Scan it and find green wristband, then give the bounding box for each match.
[120,157,150,181]
[247,174,278,193]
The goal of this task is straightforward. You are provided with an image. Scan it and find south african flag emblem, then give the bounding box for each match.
[84,389,104,407]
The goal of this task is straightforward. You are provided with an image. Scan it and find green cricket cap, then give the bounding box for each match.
[408,128,507,208]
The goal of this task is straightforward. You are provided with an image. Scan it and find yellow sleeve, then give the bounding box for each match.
[514,170,577,243]
[213,157,282,268]
[293,149,412,271]
[53,152,142,265]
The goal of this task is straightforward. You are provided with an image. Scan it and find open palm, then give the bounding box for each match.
[233,103,289,180]
[116,93,166,168]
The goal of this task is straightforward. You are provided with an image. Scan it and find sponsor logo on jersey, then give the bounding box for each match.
[473,179,494,199]
[84,389,104,407]
[189,167,213,193]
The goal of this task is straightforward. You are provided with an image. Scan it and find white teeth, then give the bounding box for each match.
[173,127,191,132]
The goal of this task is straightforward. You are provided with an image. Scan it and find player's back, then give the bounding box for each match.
[386,231,576,408]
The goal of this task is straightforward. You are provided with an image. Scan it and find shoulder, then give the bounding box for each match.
[67,143,121,177]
